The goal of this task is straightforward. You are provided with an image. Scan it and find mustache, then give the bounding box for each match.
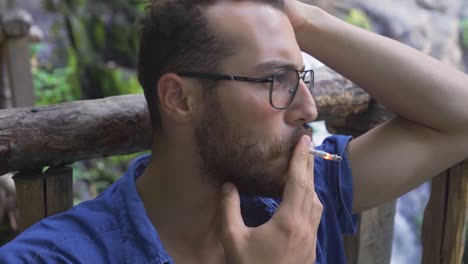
[269,127,311,156]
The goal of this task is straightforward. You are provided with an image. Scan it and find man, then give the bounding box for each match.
[1,0,468,263]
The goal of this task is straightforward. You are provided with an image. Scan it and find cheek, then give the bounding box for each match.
[220,86,284,137]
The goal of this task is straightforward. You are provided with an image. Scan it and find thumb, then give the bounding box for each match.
[219,183,245,245]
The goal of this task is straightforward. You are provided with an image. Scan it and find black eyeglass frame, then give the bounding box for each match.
[178,68,314,109]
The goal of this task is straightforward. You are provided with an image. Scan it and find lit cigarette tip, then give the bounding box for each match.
[309,149,342,162]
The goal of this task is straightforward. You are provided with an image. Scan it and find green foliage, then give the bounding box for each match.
[345,8,372,31]
[31,44,82,105]
[33,0,147,205]
[90,16,106,51]
[461,19,468,49]
[108,18,138,63]
[90,64,142,96]
[68,14,95,64]
[72,151,149,205]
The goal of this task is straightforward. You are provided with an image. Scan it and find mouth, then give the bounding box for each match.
[269,127,311,160]
[303,122,314,129]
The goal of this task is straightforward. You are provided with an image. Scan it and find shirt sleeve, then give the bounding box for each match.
[316,135,358,234]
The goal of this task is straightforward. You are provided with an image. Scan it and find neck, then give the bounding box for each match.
[135,135,224,261]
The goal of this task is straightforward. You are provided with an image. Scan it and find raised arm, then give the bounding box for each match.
[286,1,468,212]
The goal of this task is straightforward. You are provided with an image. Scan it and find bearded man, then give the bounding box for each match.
[1,0,468,263]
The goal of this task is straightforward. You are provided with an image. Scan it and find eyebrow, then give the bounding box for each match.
[252,60,306,74]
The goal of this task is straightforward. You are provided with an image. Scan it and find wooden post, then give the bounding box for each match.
[422,160,468,264]
[12,171,45,232]
[11,166,74,232]
[0,42,13,109]
[1,9,35,107]
[353,202,396,263]
[4,37,34,107]
[44,166,73,217]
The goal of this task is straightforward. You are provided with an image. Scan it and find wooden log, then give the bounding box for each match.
[12,170,45,232]
[0,68,370,174]
[326,99,395,137]
[0,94,152,174]
[314,67,370,121]
[422,160,468,264]
[1,9,32,39]
[44,166,73,217]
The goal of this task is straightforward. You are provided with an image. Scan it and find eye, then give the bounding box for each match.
[274,71,289,84]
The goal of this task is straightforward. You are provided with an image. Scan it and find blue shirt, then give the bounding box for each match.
[0,135,357,263]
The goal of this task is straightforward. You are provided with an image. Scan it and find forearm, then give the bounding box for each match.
[296,7,468,133]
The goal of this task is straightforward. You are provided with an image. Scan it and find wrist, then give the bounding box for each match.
[294,6,330,50]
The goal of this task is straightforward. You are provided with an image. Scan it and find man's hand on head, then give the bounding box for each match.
[282,0,314,32]
[219,135,322,264]
[231,0,314,33]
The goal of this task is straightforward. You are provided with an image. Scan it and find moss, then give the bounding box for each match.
[345,8,372,31]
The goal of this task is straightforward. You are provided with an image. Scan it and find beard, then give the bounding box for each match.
[194,97,308,198]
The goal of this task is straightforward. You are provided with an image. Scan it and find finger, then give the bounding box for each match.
[278,135,311,214]
[219,183,246,247]
[307,140,315,190]
[307,191,323,230]
[302,140,316,215]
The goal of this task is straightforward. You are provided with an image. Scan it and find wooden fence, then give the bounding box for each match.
[0,8,466,264]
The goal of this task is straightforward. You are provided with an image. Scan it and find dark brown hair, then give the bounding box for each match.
[138,0,284,133]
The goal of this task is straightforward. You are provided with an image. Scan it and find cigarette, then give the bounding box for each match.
[303,122,342,161]
[309,149,342,162]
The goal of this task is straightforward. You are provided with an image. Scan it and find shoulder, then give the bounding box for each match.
[316,135,352,155]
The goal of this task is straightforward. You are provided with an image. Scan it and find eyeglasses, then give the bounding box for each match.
[178,67,314,109]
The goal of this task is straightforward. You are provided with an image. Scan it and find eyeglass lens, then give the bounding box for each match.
[270,69,313,108]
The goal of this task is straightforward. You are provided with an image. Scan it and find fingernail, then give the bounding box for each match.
[302,135,311,146]
[222,183,234,194]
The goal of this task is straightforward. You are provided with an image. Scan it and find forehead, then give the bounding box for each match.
[205,2,303,74]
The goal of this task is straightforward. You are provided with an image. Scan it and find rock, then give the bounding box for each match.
[347,0,464,69]
[416,0,447,11]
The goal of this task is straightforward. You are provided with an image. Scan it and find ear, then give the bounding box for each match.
[157,73,199,125]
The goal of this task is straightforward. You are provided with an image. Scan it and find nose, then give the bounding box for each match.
[285,79,318,126]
